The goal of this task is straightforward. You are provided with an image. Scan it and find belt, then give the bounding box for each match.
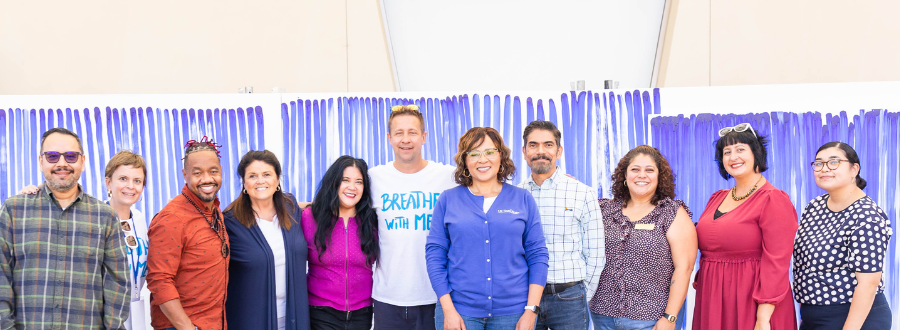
[543,281,580,295]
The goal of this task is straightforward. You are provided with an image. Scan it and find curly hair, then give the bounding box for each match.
[452,127,516,186]
[611,145,675,205]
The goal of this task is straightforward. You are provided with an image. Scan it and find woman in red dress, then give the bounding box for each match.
[692,123,798,330]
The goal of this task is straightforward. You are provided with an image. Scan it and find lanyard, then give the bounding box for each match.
[107,202,141,290]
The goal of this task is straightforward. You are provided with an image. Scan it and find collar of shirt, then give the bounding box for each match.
[41,183,86,210]
[525,166,564,189]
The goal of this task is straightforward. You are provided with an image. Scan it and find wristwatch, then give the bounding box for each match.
[662,313,677,323]
[524,305,541,314]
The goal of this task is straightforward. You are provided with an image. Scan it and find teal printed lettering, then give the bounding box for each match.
[415,213,433,231]
[380,191,443,211]
[386,216,411,230]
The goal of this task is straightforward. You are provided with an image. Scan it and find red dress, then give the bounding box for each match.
[692,182,798,330]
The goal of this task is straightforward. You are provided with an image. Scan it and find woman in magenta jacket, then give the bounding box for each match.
[301,155,380,330]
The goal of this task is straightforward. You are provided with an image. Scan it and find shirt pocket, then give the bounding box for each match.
[73,219,104,260]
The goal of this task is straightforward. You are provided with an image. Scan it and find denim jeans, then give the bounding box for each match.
[435,301,525,330]
[590,313,658,330]
[535,282,589,330]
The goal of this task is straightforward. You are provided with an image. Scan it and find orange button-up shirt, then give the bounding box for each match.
[147,186,230,330]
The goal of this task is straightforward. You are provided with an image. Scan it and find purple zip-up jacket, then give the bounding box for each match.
[301,208,374,311]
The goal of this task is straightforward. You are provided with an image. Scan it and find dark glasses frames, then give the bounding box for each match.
[41,151,83,164]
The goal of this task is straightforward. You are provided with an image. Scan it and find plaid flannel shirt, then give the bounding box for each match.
[0,185,130,330]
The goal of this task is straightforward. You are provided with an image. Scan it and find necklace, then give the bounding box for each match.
[181,192,229,258]
[731,175,763,201]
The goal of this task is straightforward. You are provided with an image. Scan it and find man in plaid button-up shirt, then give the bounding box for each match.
[518,121,605,330]
[0,128,130,329]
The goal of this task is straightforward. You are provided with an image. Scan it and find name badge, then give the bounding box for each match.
[635,223,655,230]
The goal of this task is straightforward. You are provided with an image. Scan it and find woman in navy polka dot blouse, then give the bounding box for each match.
[792,142,893,329]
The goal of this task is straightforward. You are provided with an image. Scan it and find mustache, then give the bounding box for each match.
[195,182,219,189]
[531,155,552,162]
[51,167,74,174]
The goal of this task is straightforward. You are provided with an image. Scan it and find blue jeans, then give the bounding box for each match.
[535,282,589,330]
[435,301,524,330]
[590,314,657,330]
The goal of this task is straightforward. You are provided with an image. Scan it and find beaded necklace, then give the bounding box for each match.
[731,175,763,201]
[181,192,229,258]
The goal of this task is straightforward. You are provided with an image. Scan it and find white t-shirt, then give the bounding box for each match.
[257,215,287,330]
[115,205,150,330]
[370,161,458,306]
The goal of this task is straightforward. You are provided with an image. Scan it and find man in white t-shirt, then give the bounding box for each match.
[518,121,605,330]
[369,105,457,330]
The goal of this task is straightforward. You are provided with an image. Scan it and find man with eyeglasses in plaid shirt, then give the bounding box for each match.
[0,127,130,329]
[518,121,605,330]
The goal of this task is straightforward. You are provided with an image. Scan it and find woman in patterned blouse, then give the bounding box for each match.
[792,142,893,329]
[589,145,697,330]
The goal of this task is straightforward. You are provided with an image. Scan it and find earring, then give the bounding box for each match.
[107,190,111,198]
[276,185,281,191]
[499,165,504,172]
[624,181,627,188]
[242,188,248,194]
[464,169,471,177]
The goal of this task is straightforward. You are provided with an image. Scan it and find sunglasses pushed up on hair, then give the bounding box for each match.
[718,123,758,138]
[41,151,83,164]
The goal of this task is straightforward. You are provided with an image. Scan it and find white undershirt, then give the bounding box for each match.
[256,215,287,330]
[483,196,497,213]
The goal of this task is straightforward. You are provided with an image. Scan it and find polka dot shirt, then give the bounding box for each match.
[792,195,892,305]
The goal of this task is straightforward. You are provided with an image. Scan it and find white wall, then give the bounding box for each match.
[0,1,395,94]
[658,0,900,87]
[382,0,666,91]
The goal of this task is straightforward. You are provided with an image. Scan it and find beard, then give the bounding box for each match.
[43,167,79,192]
[192,183,220,203]
[529,155,554,174]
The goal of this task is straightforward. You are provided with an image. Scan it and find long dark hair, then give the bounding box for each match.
[224,150,295,230]
[816,142,867,189]
[311,155,379,265]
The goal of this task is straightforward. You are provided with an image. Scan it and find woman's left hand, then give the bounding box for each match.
[652,318,675,330]
[515,311,537,330]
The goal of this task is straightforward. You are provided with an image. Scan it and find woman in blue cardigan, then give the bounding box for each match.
[426,127,550,330]
[224,150,310,330]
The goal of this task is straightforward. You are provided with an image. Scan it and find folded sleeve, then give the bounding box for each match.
[522,193,549,286]
[848,211,891,273]
[425,192,452,298]
[146,210,185,306]
[752,191,799,305]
